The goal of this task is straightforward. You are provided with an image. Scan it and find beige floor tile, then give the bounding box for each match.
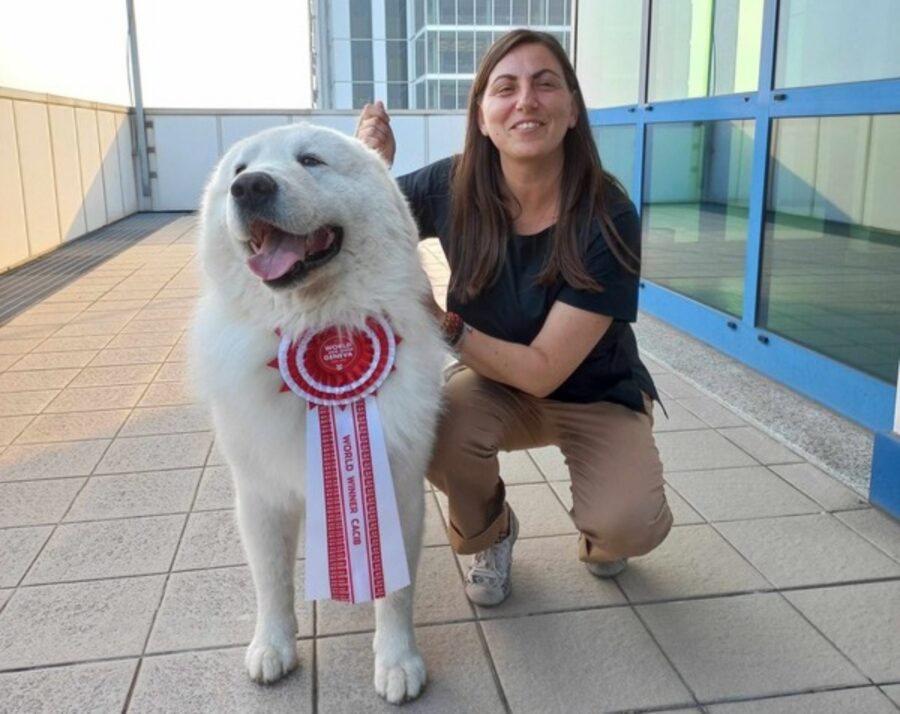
[87,299,149,312]
[785,581,900,682]
[0,415,32,445]
[207,440,226,466]
[706,687,899,713]
[129,644,313,714]
[719,426,805,465]
[653,400,707,431]
[836,508,900,561]
[166,343,188,362]
[0,575,165,669]
[423,492,448,547]
[715,514,900,588]
[15,409,130,443]
[0,525,52,587]
[107,331,180,349]
[0,390,59,417]
[95,432,212,473]
[66,469,200,521]
[770,463,869,511]
[0,355,19,371]
[0,440,108,482]
[637,593,867,702]
[44,384,147,413]
[0,660,137,714]
[33,334,112,352]
[146,565,313,652]
[194,465,234,510]
[654,373,707,399]
[88,345,171,366]
[53,321,127,338]
[0,368,78,392]
[138,381,196,407]
[0,324,58,340]
[655,430,758,472]
[69,363,160,388]
[8,350,97,371]
[119,405,211,436]
[316,546,472,635]
[120,319,185,335]
[498,449,545,484]
[665,466,820,522]
[24,514,185,584]
[664,486,705,525]
[471,534,626,618]
[153,361,188,383]
[317,623,505,714]
[505,483,574,538]
[482,607,692,713]
[173,510,246,571]
[616,524,770,602]
[527,445,568,481]
[0,338,43,355]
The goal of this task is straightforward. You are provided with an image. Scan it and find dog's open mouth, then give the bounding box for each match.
[246,221,343,287]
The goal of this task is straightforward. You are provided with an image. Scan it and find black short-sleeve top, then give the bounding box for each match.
[397,156,658,413]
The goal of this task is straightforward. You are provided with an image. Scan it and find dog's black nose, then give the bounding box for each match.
[230,171,277,210]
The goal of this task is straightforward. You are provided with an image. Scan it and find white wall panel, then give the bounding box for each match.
[425,115,466,165]
[390,116,427,177]
[15,101,60,255]
[48,104,87,242]
[300,114,358,136]
[76,107,108,232]
[220,115,292,155]
[151,115,219,211]
[116,114,139,215]
[98,111,125,222]
[0,99,29,270]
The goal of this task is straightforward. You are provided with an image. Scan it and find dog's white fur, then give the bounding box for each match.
[190,123,444,703]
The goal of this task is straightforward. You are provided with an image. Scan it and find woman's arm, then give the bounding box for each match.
[441,300,613,399]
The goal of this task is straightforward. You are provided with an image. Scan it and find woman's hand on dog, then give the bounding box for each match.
[357,101,396,167]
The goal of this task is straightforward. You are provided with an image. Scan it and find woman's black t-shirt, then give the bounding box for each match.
[397,156,658,413]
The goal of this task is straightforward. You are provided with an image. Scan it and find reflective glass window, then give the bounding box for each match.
[495,0,511,24]
[760,115,900,382]
[591,124,636,197]
[649,0,762,102]
[642,120,755,317]
[576,0,641,108]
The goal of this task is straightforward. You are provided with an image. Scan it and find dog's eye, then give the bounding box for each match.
[297,154,325,167]
[234,164,247,176]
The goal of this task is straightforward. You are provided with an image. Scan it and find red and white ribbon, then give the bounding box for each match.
[275,316,409,603]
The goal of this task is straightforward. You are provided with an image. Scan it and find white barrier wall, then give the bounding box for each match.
[145,110,468,212]
[0,88,139,273]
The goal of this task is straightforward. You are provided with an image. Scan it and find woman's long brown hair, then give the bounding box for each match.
[449,29,638,303]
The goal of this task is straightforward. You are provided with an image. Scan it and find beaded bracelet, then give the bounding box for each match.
[441,311,467,348]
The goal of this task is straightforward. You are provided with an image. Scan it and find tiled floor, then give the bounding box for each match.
[0,215,899,713]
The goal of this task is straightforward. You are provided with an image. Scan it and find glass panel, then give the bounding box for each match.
[385,0,406,39]
[475,31,492,69]
[513,0,529,24]
[439,31,456,72]
[648,0,763,102]
[416,81,426,109]
[458,79,473,107]
[775,0,900,89]
[642,120,755,317]
[576,0,641,108]
[350,0,373,38]
[475,0,491,24]
[548,0,567,24]
[352,82,374,108]
[591,124,636,196]
[416,34,426,77]
[351,40,373,81]
[761,115,900,383]
[458,31,475,73]
[530,0,547,24]
[440,79,458,109]
[428,79,440,108]
[495,0,511,24]
[427,30,440,72]
[458,0,474,24]
[388,83,409,109]
[416,0,425,31]
[386,40,408,81]
[440,0,455,23]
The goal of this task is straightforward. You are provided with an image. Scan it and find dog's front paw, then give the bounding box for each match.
[245,635,298,684]
[374,649,426,704]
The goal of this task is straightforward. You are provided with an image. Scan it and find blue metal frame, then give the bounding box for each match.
[585,0,900,432]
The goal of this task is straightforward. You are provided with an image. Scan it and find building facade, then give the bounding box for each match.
[313,0,571,110]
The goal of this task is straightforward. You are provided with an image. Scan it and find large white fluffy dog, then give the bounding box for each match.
[190,123,444,703]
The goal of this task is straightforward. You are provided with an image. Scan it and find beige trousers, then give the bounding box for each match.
[427,366,672,563]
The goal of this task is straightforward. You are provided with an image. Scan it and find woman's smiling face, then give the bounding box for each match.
[477,42,578,166]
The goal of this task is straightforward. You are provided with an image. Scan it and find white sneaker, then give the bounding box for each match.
[585,558,627,578]
[464,507,519,607]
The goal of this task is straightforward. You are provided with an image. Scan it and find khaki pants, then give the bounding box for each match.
[428,366,672,563]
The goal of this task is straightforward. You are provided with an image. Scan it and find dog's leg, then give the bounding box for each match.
[373,482,426,704]
[237,489,301,683]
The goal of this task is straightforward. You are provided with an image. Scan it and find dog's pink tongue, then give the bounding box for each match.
[247,232,307,280]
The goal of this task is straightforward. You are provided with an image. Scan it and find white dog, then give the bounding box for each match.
[190,123,444,703]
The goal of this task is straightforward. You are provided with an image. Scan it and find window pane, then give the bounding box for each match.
[475,0,491,24]
[385,0,406,38]
[428,30,440,72]
[513,0,529,24]
[386,40,408,80]
[458,31,475,73]
[440,31,456,72]
[428,79,440,108]
[440,79,457,109]
[648,0,763,102]
[642,120,755,317]
[416,0,425,30]
[352,82,374,108]
[577,1,641,108]
[495,0,511,24]
[775,0,900,88]
[388,83,409,108]
[591,124,636,195]
[350,0,373,38]
[530,0,547,24]
[351,40,373,81]
[548,0,567,24]
[416,81,426,109]
[416,35,426,77]
[440,0,455,23]
[760,115,900,382]
[458,79,473,107]
[475,31,493,69]
[458,0,474,24]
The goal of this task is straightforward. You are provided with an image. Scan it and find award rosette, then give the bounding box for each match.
[276,315,409,603]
